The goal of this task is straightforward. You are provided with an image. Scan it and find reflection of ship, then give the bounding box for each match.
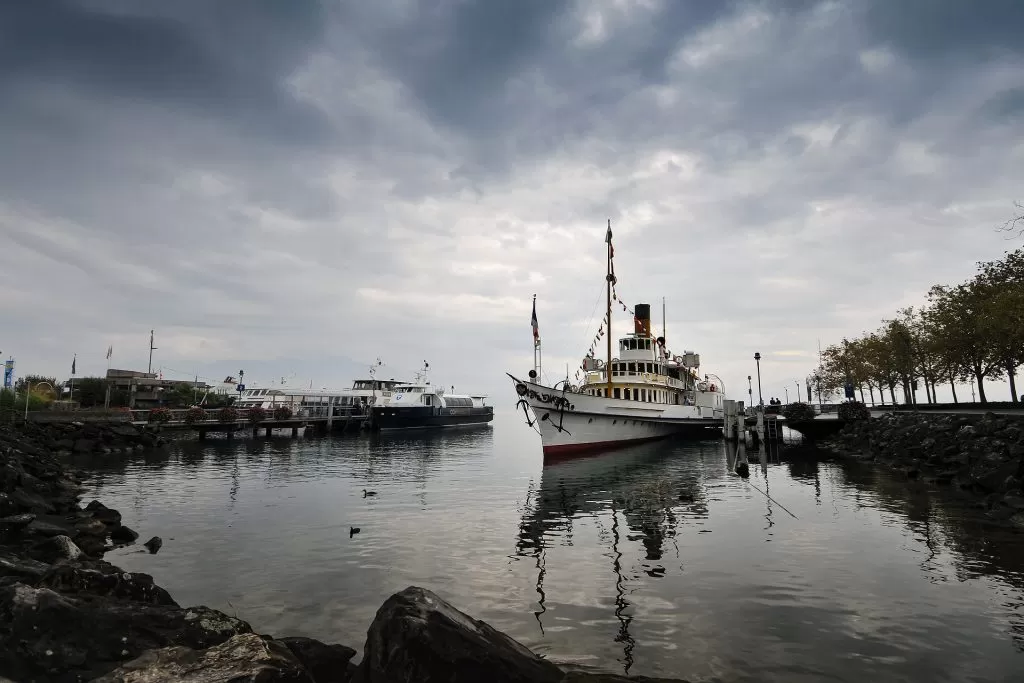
[509,222,724,459]
[515,442,709,673]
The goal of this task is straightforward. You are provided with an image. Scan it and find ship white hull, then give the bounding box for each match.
[511,377,723,459]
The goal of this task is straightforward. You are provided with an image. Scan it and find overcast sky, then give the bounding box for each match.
[1,0,1022,403]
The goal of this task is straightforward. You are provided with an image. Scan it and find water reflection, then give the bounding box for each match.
[512,436,1024,679]
[77,418,1024,682]
[515,441,717,672]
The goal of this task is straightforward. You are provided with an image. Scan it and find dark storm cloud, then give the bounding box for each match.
[0,0,330,143]
[863,0,1024,62]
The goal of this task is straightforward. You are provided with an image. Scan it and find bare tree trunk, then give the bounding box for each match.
[947,366,958,404]
[868,384,877,406]
[974,364,988,403]
[889,383,897,405]
[1007,359,1019,403]
[858,385,866,403]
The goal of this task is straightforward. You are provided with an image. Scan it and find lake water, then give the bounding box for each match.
[79,411,1024,682]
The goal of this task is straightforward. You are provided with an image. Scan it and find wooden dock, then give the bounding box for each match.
[127,407,369,439]
[721,400,846,443]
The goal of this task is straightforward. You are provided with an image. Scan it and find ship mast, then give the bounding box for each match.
[606,219,613,397]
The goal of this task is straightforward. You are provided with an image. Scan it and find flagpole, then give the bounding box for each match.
[534,295,542,382]
[606,219,613,398]
[104,345,112,409]
[70,354,76,405]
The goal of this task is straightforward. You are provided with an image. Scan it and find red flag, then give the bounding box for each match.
[531,296,539,344]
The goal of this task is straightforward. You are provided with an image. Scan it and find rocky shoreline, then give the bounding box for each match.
[828,412,1024,527]
[1,422,687,683]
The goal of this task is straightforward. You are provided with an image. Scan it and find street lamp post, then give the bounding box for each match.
[747,375,753,408]
[785,387,789,404]
[795,380,800,403]
[753,352,763,408]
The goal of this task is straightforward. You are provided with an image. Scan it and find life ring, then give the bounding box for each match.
[709,384,717,392]
[673,355,684,365]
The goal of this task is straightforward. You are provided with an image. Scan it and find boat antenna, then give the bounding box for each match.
[662,296,667,360]
[605,219,614,398]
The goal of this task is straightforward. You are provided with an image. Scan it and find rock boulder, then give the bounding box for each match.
[93,633,313,683]
[0,583,252,681]
[357,586,564,683]
[280,636,357,683]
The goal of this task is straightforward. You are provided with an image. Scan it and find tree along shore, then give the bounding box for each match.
[813,248,1024,406]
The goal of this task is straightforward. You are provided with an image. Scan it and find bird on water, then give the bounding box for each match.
[350,527,360,537]
[362,489,377,497]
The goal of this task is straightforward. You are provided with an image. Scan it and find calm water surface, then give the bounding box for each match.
[80,411,1024,682]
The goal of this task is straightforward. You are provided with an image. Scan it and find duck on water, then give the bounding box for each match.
[370,362,494,430]
[509,220,726,460]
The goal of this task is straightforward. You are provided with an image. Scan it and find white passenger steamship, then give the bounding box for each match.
[508,222,726,459]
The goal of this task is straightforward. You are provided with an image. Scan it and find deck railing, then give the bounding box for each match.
[129,405,366,424]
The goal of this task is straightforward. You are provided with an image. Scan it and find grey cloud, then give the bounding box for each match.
[1,0,1022,402]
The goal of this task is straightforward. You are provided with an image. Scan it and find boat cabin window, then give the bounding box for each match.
[628,362,636,374]
[423,395,432,406]
[445,397,472,407]
[614,388,621,399]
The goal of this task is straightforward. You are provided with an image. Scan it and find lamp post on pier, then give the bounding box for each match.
[785,387,789,404]
[795,380,800,403]
[747,375,753,408]
[753,352,763,408]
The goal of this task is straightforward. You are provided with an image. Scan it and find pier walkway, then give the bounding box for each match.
[127,407,367,439]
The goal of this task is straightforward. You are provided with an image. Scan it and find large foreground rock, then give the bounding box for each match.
[94,633,313,683]
[357,586,564,683]
[561,673,690,682]
[0,583,252,681]
[280,636,357,683]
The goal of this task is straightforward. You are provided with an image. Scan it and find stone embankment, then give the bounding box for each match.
[1,423,687,682]
[831,412,1024,527]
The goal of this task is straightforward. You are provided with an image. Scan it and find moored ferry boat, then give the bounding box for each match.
[509,221,726,459]
[234,376,405,418]
[371,365,493,430]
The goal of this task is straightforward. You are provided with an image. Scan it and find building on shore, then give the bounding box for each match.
[104,369,213,409]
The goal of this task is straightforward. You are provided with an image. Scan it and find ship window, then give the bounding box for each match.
[628,363,636,374]
[614,388,621,399]
[641,389,647,402]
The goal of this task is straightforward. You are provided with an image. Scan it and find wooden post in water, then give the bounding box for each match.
[265,426,272,438]
[291,426,298,438]
[722,400,732,439]
[736,400,745,442]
